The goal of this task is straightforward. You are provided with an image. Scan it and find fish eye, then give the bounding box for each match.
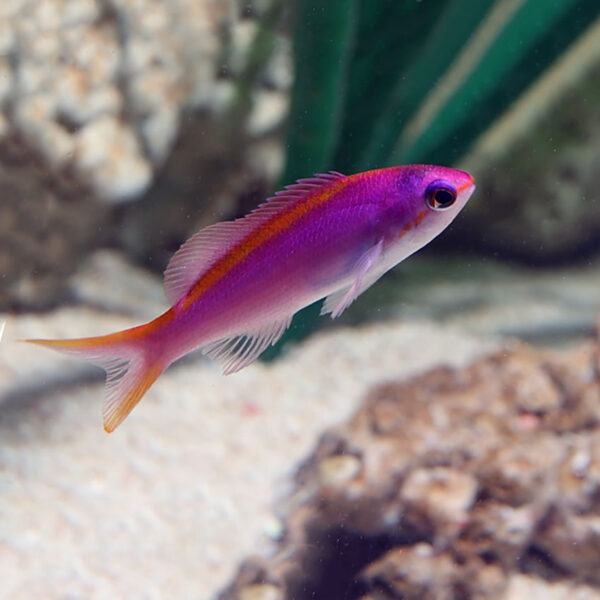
[425,181,457,211]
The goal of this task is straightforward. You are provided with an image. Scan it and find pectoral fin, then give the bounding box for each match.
[321,239,385,319]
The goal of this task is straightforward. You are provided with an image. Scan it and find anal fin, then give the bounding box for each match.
[202,315,293,375]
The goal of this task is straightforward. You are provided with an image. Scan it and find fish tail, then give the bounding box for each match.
[26,324,167,432]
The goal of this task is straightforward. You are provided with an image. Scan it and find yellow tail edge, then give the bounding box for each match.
[26,330,165,433]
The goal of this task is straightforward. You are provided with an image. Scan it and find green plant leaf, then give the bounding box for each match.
[339,0,497,172]
[263,0,359,360]
[280,0,358,184]
[390,0,598,165]
[263,0,600,360]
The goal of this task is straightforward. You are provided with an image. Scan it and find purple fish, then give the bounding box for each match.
[28,164,475,431]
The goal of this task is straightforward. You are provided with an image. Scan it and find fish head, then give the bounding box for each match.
[383,164,475,243]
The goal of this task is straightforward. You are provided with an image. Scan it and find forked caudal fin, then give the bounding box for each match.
[26,330,165,432]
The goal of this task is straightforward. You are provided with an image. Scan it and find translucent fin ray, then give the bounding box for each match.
[26,330,165,433]
[101,357,164,433]
[163,172,346,305]
[163,222,247,305]
[321,239,385,318]
[202,315,293,375]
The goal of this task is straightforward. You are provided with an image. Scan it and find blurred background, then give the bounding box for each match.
[0,1,599,599]
[1,0,598,339]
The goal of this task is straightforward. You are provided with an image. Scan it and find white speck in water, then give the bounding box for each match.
[571,450,591,475]
[262,515,284,540]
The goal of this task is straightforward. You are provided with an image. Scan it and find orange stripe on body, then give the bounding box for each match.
[457,179,474,193]
[181,177,349,309]
[25,316,169,348]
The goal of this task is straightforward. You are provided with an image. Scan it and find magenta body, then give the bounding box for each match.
[152,166,474,365]
[30,164,475,431]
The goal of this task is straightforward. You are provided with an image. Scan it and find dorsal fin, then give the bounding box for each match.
[163,171,346,305]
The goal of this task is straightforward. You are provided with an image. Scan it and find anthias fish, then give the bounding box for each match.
[29,165,475,432]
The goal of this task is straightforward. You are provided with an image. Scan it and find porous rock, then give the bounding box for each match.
[0,0,290,308]
[0,139,106,309]
[0,0,234,199]
[221,330,600,599]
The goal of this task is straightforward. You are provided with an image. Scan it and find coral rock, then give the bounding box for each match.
[223,336,600,599]
[0,0,293,308]
[400,467,478,529]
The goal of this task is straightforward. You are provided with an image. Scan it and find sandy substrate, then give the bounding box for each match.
[0,254,497,599]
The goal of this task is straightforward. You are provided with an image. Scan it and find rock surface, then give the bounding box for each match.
[221,329,600,599]
[0,140,106,309]
[0,0,290,309]
[0,0,234,199]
